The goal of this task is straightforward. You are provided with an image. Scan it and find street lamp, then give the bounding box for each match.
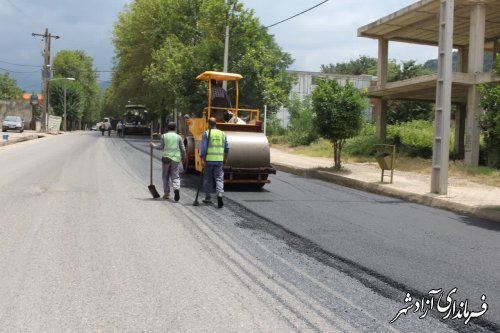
[48,77,75,132]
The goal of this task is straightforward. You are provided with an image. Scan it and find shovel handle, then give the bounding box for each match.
[150,121,154,185]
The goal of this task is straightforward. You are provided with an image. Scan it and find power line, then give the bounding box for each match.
[0,60,42,68]
[0,66,40,74]
[51,68,116,73]
[0,60,116,73]
[79,70,115,73]
[265,0,330,29]
[4,0,27,15]
[230,0,330,38]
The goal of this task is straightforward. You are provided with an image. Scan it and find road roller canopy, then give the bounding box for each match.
[197,71,245,120]
[196,71,243,82]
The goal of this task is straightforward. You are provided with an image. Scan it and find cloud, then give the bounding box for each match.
[3,0,439,91]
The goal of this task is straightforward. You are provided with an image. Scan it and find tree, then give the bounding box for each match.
[387,60,434,124]
[52,50,101,126]
[287,95,318,146]
[479,55,500,168]
[387,101,434,124]
[0,73,23,100]
[110,0,294,122]
[321,55,377,75]
[389,59,432,82]
[312,78,367,170]
[321,56,433,124]
[49,81,83,130]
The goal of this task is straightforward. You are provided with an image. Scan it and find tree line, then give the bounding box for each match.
[102,0,294,125]
[0,50,101,130]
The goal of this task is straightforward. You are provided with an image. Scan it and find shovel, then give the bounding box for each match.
[192,170,204,206]
[148,121,160,199]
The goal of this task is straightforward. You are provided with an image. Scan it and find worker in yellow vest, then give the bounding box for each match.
[150,122,186,201]
[200,117,230,208]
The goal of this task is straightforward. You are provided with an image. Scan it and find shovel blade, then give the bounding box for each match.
[148,184,160,198]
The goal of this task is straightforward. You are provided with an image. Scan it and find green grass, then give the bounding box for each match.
[292,138,333,158]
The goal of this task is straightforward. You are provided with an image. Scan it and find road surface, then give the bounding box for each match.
[0,131,497,332]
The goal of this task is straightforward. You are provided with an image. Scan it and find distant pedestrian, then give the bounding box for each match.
[150,122,187,201]
[200,117,229,208]
[106,121,111,136]
[116,121,124,137]
[100,120,106,136]
[101,119,111,136]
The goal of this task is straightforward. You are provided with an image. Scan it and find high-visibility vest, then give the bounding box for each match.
[205,129,225,162]
[163,132,181,162]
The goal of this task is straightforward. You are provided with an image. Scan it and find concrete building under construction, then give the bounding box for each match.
[358,0,500,194]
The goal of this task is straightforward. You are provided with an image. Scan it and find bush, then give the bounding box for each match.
[268,135,289,145]
[479,82,500,168]
[344,123,381,156]
[345,120,457,160]
[387,120,435,158]
[290,119,472,162]
[266,115,287,136]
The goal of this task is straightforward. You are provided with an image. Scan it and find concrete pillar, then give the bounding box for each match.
[431,0,454,195]
[494,39,500,58]
[376,38,388,139]
[377,38,388,88]
[464,3,486,166]
[458,48,468,73]
[376,100,388,139]
[455,104,466,159]
[456,50,466,160]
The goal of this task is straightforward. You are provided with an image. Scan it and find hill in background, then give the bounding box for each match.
[424,52,493,72]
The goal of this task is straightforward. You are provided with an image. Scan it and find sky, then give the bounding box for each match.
[0,0,439,92]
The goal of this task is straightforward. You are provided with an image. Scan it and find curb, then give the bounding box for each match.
[272,162,500,223]
[0,134,40,147]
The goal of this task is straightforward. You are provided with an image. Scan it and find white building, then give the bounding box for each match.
[278,70,376,128]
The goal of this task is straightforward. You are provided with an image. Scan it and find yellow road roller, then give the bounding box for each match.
[182,71,276,188]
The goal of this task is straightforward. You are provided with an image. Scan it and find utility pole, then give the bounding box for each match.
[32,28,60,133]
[223,25,229,91]
[63,84,67,131]
[222,1,234,90]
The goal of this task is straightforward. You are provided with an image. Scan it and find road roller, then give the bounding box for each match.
[182,71,276,188]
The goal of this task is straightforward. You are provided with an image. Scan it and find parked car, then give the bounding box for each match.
[91,124,97,131]
[2,116,24,132]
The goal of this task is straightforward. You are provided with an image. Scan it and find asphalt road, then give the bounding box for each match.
[0,131,497,332]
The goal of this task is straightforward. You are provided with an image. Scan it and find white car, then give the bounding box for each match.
[2,116,24,132]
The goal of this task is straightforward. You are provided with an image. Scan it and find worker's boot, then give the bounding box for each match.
[174,189,180,202]
[217,193,224,208]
